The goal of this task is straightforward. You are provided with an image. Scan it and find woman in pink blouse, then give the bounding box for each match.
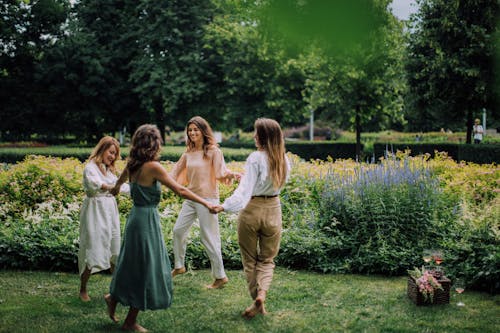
[214,118,290,319]
[170,116,240,289]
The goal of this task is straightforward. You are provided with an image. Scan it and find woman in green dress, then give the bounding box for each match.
[106,124,216,332]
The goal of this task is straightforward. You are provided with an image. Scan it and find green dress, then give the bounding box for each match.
[110,181,173,310]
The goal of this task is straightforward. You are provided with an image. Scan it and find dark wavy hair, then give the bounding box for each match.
[185,116,218,159]
[126,124,163,174]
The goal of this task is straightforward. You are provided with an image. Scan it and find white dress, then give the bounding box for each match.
[78,161,129,275]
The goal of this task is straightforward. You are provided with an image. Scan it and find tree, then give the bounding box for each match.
[0,0,69,141]
[256,0,406,159]
[406,0,499,142]
[200,5,308,131]
[128,0,217,141]
[69,0,144,139]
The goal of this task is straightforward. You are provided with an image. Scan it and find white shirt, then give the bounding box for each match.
[473,124,483,140]
[222,151,290,213]
[82,161,129,197]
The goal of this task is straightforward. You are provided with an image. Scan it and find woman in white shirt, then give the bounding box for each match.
[473,118,484,144]
[215,118,290,319]
[78,136,129,302]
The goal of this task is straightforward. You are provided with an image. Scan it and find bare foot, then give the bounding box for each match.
[121,323,148,332]
[104,294,119,323]
[255,297,267,315]
[79,291,90,302]
[242,297,267,319]
[206,277,228,289]
[171,267,186,277]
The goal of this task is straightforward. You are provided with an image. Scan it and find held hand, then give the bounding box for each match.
[232,172,243,182]
[109,185,120,196]
[208,204,224,214]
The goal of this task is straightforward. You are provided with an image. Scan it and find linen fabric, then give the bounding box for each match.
[109,181,173,311]
[170,147,231,199]
[78,161,129,275]
[222,151,290,213]
[170,146,231,279]
[172,198,225,279]
[237,196,282,299]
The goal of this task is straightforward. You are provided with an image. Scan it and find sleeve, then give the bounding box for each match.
[170,153,188,185]
[221,154,259,213]
[285,155,292,183]
[83,163,104,195]
[212,148,232,184]
[119,183,130,195]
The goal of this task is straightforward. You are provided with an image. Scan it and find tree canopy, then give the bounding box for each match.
[0,0,498,143]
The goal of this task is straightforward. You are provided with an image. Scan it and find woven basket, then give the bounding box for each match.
[407,275,451,305]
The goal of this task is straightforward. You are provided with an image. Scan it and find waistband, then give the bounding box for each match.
[86,193,113,198]
[251,195,278,199]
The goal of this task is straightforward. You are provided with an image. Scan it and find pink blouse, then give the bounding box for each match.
[170,147,231,199]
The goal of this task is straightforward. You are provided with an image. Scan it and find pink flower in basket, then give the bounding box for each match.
[409,267,444,303]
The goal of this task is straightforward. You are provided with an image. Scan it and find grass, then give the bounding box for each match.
[0,268,498,333]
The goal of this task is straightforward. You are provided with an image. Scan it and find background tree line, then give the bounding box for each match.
[0,0,498,144]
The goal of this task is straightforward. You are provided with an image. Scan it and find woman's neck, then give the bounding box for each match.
[193,142,203,151]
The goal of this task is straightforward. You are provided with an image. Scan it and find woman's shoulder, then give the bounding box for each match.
[142,161,161,170]
[207,145,222,153]
[84,160,98,171]
[247,151,265,163]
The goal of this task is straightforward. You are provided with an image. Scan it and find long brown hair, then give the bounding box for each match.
[88,136,120,173]
[127,124,163,174]
[185,116,218,159]
[254,118,287,189]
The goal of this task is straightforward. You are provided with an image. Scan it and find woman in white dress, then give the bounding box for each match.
[78,136,129,302]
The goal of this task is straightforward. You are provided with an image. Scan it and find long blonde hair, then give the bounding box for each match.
[88,136,120,173]
[254,118,287,189]
[127,124,163,174]
[185,116,218,159]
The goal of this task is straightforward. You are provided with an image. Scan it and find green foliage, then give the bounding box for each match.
[0,198,80,271]
[373,143,500,164]
[0,0,70,141]
[286,142,361,161]
[0,146,252,163]
[316,158,459,275]
[406,0,500,137]
[442,210,500,294]
[0,156,498,293]
[0,156,82,219]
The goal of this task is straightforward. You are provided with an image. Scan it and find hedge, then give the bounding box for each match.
[373,143,500,164]
[0,146,252,163]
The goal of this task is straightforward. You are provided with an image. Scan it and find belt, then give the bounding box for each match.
[86,193,113,198]
[251,195,278,199]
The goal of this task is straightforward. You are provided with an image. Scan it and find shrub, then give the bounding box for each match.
[316,156,460,275]
[0,156,83,219]
[0,155,498,293]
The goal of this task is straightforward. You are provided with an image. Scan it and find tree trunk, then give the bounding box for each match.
[355,106,361,161]
[465,109,473,144]
[154,97,166,145]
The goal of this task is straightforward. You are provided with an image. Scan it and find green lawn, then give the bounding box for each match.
[0,268,498,333]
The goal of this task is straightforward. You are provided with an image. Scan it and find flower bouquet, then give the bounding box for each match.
[407,266,451,305]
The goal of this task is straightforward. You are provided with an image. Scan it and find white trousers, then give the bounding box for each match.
[172,198,226,279]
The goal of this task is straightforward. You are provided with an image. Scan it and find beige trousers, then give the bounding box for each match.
[237,196,282,299]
